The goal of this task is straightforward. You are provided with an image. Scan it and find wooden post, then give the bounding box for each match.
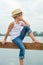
[0,41,43,50]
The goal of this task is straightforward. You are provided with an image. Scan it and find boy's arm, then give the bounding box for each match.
[21,19,31,26]
[2,22,14,44]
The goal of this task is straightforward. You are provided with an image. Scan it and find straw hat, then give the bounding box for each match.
[12,9,22,17]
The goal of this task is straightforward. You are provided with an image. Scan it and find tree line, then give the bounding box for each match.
[0,31,43,36]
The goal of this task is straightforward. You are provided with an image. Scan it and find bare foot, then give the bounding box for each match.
[2,40,6,45]
[32,41,35,43]
[32,39,41,43]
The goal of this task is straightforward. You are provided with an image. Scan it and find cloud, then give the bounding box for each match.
[35,1,43,15]
[0,0,43,33]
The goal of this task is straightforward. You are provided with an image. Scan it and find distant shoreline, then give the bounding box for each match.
[0,35,43,37]
[0,31,43,36]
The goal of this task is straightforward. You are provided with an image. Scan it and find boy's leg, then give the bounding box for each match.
[29,32,40,43]
[20,26,40,43]
[12,37,25,65]
[20,59,24,65]
[20,26,32,40]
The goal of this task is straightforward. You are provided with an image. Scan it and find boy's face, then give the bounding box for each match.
[15,13,23,21]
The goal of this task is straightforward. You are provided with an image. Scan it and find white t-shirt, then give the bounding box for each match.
[10,21,22,40]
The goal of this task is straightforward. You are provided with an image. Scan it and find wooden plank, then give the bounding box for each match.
[0,41,43,50]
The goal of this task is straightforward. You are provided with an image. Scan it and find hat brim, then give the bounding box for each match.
[12,12,23,17]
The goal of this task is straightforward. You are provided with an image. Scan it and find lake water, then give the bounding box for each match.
[0,36,43,65]
[0,36,43,43]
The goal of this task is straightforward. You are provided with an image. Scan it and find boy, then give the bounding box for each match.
[2,9,40,65]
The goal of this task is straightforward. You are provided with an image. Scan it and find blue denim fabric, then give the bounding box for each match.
[20,26,32,40]
[12,26,32,60]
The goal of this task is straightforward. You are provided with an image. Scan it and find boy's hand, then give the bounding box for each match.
[2,39,6,45]
[21,18,31,26]
[20,18,25,21]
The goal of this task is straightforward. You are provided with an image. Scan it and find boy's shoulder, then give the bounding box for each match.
[9,22,14,27]
[10,22,14,25]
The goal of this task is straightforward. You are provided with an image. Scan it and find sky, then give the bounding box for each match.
[0,0,43,33]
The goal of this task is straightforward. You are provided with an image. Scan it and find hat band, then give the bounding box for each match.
[12,12,22,17]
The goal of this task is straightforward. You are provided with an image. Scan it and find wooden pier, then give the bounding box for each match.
[0,41,43,50]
